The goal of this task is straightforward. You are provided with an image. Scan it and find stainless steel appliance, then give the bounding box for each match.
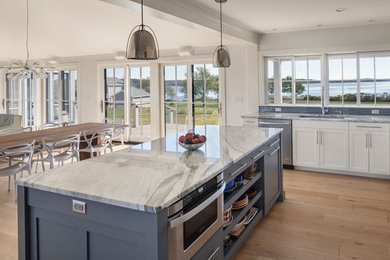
[259,118,293,167]
[168,173,225,260]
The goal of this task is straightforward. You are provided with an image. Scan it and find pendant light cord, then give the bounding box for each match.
[141,0,144,28]
[220,1,222,47]
[26,0,30,62]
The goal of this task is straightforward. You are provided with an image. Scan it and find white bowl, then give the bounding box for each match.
[179,142,205,151]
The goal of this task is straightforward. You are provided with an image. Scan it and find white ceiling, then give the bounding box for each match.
[186,0,390,33]
[0,0,237,62]
[1,0,390,62]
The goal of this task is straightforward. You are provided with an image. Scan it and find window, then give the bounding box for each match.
[328,52,390,106]
[5,76,20,115]
[266,56,321,105]
[103,66,151,140]
[61,70,78,124]
[45,70,78,124]
[163,64,219,136]
[360,53,390,105]
[328,55,358,105]
[45,72,59,122]
[5,74,34,126]
[129,67,151,138]
[104,68,124,124]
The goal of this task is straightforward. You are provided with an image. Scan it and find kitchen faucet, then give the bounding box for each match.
[321,85,328,115]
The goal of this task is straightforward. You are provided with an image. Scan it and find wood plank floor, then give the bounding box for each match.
[234,170,390,260]
[0,168,389,259]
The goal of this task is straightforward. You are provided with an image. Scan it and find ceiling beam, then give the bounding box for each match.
[101,0,259,45]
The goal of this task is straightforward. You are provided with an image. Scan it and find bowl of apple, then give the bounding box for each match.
[178,132,207,151]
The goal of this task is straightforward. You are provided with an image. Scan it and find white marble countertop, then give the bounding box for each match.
[16,125,282,213]
[243,112,390,123]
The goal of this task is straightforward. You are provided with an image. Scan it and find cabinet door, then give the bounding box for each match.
[264,146,281,215]
[320,129,349,170]
[369,131,390,175]
[293,128,319,167]
[349,130,369,173]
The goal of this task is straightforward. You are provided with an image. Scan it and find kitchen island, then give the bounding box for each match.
[17,125,284,260]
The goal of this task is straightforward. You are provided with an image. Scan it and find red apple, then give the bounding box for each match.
[192,138,200,144]
[199,135,206,143]
[185,133,194,139]
[179,135,185,143]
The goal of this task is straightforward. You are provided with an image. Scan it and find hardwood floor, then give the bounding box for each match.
[0,168,389,259]
[234,170,390,260]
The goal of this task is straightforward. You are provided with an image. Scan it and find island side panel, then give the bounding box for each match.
[17,186,30,260]
[18,188,168,260]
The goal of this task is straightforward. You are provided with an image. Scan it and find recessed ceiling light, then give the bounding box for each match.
[48,60,58,64]
[336,8,346,12]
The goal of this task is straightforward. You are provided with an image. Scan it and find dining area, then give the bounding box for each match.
[0,122,128,193]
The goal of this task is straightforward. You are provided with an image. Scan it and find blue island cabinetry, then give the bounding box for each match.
[17,126,284,260]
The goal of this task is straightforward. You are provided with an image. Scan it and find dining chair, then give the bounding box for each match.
[35,123,60,131]
[36,133,81,170]
[0,140,35,191]
[79,128,114,158]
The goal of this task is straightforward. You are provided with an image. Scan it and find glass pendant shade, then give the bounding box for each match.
[213,45,231,67]
[126,25,159,60]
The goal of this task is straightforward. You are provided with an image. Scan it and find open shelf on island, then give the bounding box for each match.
[223,190,263,236]
[224,209,264,259]
[224,171,262,211]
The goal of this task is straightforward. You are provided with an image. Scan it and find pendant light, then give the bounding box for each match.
[1,0,56,80]
[126,0,159,60]
[213,0,231,68]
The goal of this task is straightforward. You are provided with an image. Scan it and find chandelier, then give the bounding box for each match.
[1,0,56,80]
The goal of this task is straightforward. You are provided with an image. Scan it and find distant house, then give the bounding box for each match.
[105,77,150,105]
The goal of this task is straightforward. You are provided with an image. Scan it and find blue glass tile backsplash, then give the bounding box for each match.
[259,106,390,116]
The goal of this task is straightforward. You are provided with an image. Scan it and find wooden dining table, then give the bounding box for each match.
[0,123,128,160]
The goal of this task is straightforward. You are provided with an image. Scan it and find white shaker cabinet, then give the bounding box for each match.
[293,127,319,167]
[349,123,389,175]
[293,120,349,171]
[349,130,369,173]
[319,129,349,170]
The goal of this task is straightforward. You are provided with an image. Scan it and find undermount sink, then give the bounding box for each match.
[299,114,345,119]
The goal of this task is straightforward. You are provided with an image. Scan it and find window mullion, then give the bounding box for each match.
[357,53,361,105]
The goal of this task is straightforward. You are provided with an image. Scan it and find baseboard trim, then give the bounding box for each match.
[293,166,390,180]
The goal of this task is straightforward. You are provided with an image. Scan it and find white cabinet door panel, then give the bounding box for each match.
[349,131,369,173]
[293,128,319,167]
[370,132,390,175]
[320,130,349,170]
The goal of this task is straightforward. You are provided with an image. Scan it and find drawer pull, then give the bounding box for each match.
[270,147,280,156]
[259,121,291,125]
[230,163,248,177]
[269,139,280,148]
[356,125,382,129]
[252,151,265,161]
[208,247,220,260]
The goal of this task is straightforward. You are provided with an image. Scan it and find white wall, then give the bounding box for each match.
[225,45,259,126]
[78,60,100,123]
[259,23,390,54]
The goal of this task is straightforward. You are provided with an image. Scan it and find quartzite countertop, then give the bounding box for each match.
[16,125,282,213]
[243,112,390,123]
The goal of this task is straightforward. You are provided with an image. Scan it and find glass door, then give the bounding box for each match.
[163,63,220,136]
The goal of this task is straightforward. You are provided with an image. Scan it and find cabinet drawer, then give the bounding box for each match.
[349,122,390,132]
[224,157,251,183]
[191,229,223,260]
[293,120,348,130]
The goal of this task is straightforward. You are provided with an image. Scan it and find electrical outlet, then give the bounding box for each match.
[372,110,380,115]
[72,200,86,214]
[275,108,282,112]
